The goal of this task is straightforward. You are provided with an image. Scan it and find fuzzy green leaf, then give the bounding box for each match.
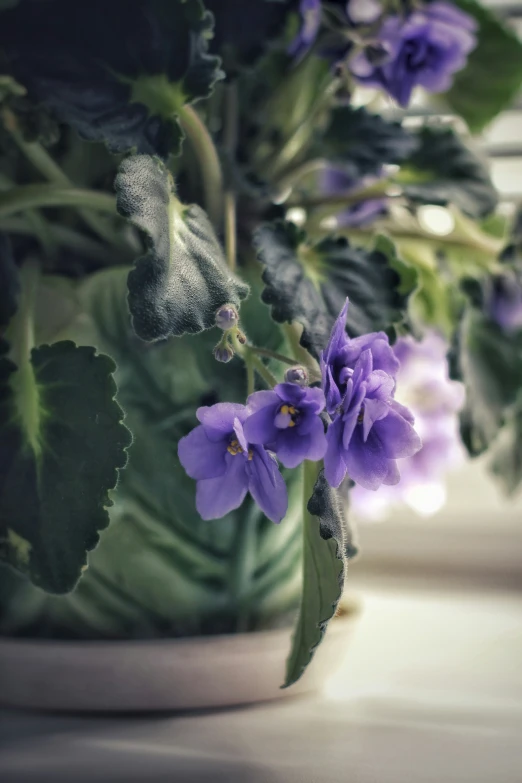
[0,0,223,157]
[115,155,249,341]
[319,106,417,178]
[255,221,411,359]
[283,465,356,688]
[451,308,522,457]
[400,127,497,218]
[445,0,522,133]
[0,339,131,593]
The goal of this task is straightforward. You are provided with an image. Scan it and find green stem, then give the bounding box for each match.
[7,121,123,248]
[283,323,318,370]
[274,158,329,195]
[293,180,393,210]
[7,261,42,457]
[230,502,259,632]
[224,191,236,270]
[0,185,117,219]
[246,354,255,397]
[223,84,238,270]
[249,345,300,367]
[179,105,223,229]
[250,353,279,389]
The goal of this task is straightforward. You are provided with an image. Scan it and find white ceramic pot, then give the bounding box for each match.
[0,603,359,712]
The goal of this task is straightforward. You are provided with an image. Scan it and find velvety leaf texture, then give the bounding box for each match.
[451,307,522,457]
[115,155,249,341]
[283,466,356,688]
[0,0,223,157]
[0,339,131,593]
[255,220,410,359]
[400,127,497,218]
[0,234,19,328]
[319,106,417,178]
[445,0,522,134]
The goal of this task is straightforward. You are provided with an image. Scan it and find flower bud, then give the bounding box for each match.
[215,304,239,331]
[236,330,247,345]
[285,366,308,385]
[213,344,234,363]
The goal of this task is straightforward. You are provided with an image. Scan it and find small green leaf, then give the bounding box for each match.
[445,0,522,133]
[399,127,497,218]
[115,154,249,341]
[255,220,411,359]
[490,391,522,497]
[283,464,356,688]
[452,308,522,456]
[0,0,223,157]
[0,338,132,593]
[0,233,19,328]
[318,106,417,178]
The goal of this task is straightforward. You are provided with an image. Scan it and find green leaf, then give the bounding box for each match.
[399,127,497,218]
[445,0,522,133]
[0,336,131,593]
[318,106,417,178]
[451,307,522,456]
[115,155,249,341]
[283,464,356,688]
[0,267,304,637]
[255,220,411,359]
[0,233,19,328]
[489,391,522,497]
[0,0,223,157]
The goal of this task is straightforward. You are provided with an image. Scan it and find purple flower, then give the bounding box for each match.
[324,348,422,490]
[321,298,399,415]
[352,332,464,517]
[178,403,288,523]
[487,271,522,333]
[288,0,322,59]
[351,1,477,106]
[244,383,327,469]
[321,166,387,228]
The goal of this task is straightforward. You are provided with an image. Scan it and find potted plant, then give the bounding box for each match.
[0,0,521,711]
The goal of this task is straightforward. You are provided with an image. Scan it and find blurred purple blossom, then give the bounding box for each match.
[322,300,421,490]
[321,166,387,228]
[244,383,327,468]
[288,0,322,59]
[352,332,465,518]
[350,1,477,106]
[178,403,288,523]
[346,0,381,25]
[487,271,522,333]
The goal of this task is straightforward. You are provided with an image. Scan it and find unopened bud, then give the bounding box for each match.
[285,366,308,385]
[236,330,247,345]
[215,304,239,331]
[213,344,234,363]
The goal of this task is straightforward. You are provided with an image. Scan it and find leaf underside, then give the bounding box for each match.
[115,154,249,341]
[283,466,356,688]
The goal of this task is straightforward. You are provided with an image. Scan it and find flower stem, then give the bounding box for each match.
[293,180,393,210]
[246,354,255,397]
[0,184,117,219]
[179,104,223,229]
[250,353,279,389]
[230,501,259,632]
[249,345,300,367]
[5,114,123,248]
[223,84,238,271]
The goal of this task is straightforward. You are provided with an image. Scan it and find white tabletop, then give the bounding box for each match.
[1,581,521,783]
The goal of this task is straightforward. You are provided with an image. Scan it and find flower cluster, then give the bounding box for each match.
[289,0,477,108]
[352,332,465,518]
[179,300,422,523]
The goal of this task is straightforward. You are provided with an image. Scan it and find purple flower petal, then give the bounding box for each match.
[178,425,228,480]
[344,428,392,490]
[196,454,249,519]
[248,447,288,523]
[373,407,422,459]
[196,403,247,442]
[324,416,348,488]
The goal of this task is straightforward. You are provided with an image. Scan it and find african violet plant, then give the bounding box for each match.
[0,0,522,687]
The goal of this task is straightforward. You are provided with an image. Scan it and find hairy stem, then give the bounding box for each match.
[223,84,239,270]
[7,118,123,248]
[0,185,117,219]
[179,105,223,229]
